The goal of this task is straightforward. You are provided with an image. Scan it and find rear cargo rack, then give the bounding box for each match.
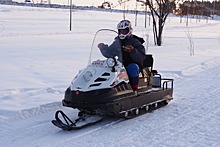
[162,78,174,90]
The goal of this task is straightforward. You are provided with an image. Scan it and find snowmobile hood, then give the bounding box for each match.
[70,58,129,92]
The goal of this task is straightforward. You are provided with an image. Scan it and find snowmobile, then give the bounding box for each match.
[52,29,174,130]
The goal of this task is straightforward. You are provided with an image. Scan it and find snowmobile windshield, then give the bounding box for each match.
[88,29,123,65]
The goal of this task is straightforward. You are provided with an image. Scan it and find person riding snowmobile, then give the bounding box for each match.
[98,20,146,92]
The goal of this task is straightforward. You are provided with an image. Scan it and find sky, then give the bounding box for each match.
[1,4,220,146]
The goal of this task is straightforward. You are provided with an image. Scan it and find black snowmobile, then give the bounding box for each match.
[52,29,174,130]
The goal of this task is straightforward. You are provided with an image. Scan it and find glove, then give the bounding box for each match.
[123,45,134,52]
[98,43,105,49]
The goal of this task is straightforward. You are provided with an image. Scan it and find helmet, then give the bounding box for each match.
[117,20,132,40]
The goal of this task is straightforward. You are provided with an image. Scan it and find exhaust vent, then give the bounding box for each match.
[89,83,101,87]
[94,77,107,82]
[101,72,110,76]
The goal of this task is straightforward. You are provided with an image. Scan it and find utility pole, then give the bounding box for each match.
[70,0,72,31]
[144,0,147,28]
[213,0,216,18]
[135,0,138,26]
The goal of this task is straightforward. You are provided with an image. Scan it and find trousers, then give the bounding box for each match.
[125,63,139,91]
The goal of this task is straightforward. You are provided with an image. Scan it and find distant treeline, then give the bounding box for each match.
[174,0,220,16]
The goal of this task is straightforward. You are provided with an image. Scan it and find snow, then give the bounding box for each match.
[1,4,220,146]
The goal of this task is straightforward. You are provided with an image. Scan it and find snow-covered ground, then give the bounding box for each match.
[1,4,220,146]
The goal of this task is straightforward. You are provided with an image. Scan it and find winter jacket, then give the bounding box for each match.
[100,35,146,67]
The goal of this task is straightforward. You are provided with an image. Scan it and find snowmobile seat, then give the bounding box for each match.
[142,54,153,69]
[138,54,154,88]
[139,54,153,77]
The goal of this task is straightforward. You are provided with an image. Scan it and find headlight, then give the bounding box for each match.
[83,71,93,82]
[107,58,116,68]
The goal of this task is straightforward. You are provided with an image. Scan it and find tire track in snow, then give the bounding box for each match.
[86,65,220,146]
[181,56,220,76]
[166,105,220,146]
[44,118,124,147]
[0,87,64,111]
[136,65,220,146]
[147,93,220,146]
[0,115,52,147]
[1,107,123,147]
[0,102,63,142]
[0,87,63,100]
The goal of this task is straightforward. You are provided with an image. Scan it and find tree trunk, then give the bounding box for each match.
[157,18,163,46]
[151,11,157,45]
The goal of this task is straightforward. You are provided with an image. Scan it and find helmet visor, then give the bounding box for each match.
[118,28,129,35]
[118,28,130,39]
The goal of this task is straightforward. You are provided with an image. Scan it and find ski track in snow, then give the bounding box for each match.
[181,56,220,76]
[1,64,220,146]
[0,87,63,98]
[0,87,64,113]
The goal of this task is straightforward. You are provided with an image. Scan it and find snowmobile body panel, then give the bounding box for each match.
[62,78,173,116]
[64,82,133,105]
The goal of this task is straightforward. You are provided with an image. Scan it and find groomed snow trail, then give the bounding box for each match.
[1,64,220,147]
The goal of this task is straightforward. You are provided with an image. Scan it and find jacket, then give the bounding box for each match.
[100,35,146,67]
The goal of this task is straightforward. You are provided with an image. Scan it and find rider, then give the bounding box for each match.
[98,20,146,92]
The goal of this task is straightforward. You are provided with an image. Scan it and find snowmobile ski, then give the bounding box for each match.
[51,110,103,131]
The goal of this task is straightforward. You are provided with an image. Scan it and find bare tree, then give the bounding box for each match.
[138,0,174,46]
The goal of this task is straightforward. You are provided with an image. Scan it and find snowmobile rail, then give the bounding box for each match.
[162,78,174,90]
